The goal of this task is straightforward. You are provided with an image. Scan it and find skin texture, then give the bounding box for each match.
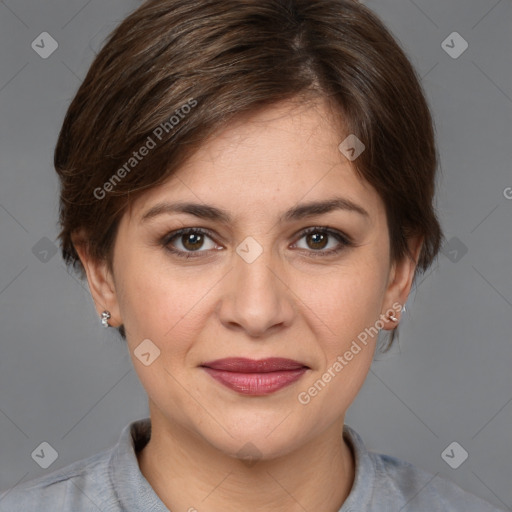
[75,97,422,512]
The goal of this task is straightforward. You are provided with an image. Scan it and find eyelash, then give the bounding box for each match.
[161,227,353,260]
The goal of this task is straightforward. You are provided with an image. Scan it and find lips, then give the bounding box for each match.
[200,357,309,395]
[200,357,308,372]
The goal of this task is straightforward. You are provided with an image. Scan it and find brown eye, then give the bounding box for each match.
[181,232,204,251]
[163,228,219,257]
[293,227,352,257]
[306,232,328,250]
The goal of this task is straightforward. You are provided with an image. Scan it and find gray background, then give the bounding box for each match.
[0,0,511,509]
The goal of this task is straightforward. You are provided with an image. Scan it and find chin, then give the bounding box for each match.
[202,417,305,462]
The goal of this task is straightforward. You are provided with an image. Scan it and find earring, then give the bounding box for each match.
[101,310,111,328]
[388,313,398,323]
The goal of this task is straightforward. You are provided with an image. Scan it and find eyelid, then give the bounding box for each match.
[293,226,352,245]
[161,227,221,254]
[290,226,353,256]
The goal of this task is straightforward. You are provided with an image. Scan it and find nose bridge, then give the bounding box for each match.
[236,242,278,294]
[217,235,294,335]
[234,236,282,306]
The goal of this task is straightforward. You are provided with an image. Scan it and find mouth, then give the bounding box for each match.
[200,357,310,395]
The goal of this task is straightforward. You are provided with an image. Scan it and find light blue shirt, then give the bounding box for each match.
[0,417,506,511]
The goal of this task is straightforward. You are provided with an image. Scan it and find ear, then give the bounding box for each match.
[72,233,122,328]
[380,235,423,329]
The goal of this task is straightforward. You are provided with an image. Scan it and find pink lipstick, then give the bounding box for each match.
[201,357,308,395]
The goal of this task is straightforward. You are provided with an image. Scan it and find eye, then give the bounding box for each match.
[163,228,221,258]
[292,227,352,256]
[161,226,352,260]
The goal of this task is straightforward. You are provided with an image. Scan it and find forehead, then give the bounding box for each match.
[127,98,383,225]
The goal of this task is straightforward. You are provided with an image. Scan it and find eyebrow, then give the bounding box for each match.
[140,197,370,224]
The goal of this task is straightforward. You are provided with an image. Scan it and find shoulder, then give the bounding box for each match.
[342,425,507,512]
[369,449,506,511]
[0,418,154,512]
[0,446,119,512]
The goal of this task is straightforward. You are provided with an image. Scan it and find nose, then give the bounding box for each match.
[216,244,295,338]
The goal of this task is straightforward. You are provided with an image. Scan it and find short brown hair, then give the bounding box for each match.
[55,0,444,349]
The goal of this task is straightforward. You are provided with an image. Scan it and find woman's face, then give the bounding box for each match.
[85,98,418,460]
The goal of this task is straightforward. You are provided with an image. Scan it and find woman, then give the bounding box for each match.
[0,0,506,510]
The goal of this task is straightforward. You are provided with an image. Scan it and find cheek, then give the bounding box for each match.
[295,257,386,348]
[293,266,384,415]
[116,255,218,346]
[117,265,210,399]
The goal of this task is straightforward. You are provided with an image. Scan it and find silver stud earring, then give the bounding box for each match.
[101,310,111,328]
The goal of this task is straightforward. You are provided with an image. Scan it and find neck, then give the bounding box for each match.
[137,406,355,512]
